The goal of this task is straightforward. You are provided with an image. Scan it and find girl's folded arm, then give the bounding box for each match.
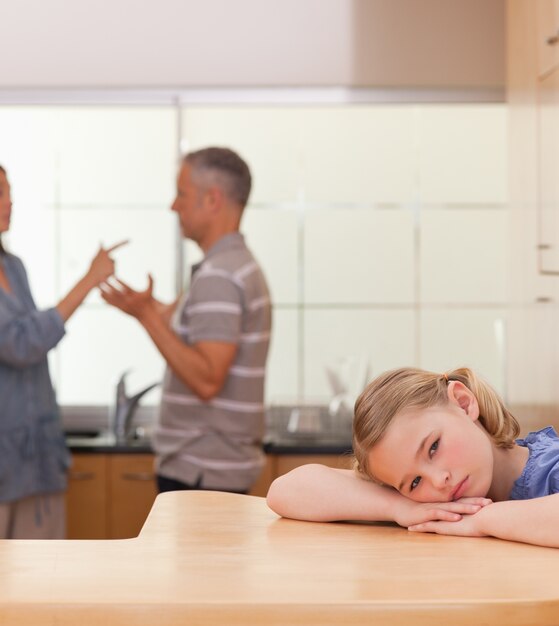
[266,463,488,525]
[475,493,559,548]
[266,464,399,522]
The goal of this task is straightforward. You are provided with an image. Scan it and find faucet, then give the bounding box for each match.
[112,371,160,442]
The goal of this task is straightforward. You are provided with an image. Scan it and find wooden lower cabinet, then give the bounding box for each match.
[66,453,157,540]
[273,453,353,476]
[67,451,350,538]
[248,454,275,497]
[66,454,108,539]
[108,454,157,539]
[250,453,352,496]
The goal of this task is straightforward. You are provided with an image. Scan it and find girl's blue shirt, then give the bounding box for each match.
[510,426,559,500]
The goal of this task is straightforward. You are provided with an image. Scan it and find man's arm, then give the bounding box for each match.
[101,277,236,400]
[153,298,178,327]
[266,464,491,526]
[138,309,236,400]
[409,493,559,547]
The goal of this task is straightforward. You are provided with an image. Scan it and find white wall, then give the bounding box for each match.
[0,0,504,89]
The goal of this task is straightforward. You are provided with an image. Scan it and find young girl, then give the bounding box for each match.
[266,367,559,548]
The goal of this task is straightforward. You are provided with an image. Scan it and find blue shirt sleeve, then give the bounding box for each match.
[0,255,66,368]
[511,427,559,499]
[549,465,559,495]
[0,306,65,368]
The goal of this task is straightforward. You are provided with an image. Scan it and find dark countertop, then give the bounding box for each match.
[63,404,354,456]
[263,438,353,455]
[65,432,153,454]
[65,432,353,456]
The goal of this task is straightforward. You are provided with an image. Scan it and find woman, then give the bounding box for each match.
[0,164,124,538]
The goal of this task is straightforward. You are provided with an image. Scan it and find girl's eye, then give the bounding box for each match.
[410,476,421,491]
[429,439,439,457]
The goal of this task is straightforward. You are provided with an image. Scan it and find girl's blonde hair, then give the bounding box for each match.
[352,367,520,480]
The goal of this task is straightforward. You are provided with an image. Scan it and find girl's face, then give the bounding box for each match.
[368,383,494,503]
[0,171,12,234]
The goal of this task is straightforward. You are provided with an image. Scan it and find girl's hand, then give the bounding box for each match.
[407,502,492,537]
[393,496,492,528]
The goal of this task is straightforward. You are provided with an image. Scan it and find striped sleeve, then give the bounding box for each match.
[184,269,243,344]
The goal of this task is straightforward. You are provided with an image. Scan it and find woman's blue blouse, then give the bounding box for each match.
[0,253,70,502]
[510,427,559,500]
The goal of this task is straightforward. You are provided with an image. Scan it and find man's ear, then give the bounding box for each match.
[447,381,479,421]
[204,186,223,214]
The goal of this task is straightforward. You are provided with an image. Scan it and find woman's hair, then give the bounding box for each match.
[0,165,6,255]
[352,367,520,480]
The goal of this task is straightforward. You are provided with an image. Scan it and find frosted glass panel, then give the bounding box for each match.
[4,205,57,308]
[58,208,177,303]
[182,209,298,304]
[420,309,507,395]
[304,209,415,304]
[420,209,508,303]
[0,108,59,307]
[304,309,415,400]
[242,208,298,305]
[300,106,417,204]
[0,102,513,408]
[418,105,507,204]
[0,107,58,205]
[181,107,301,204]
[182,105,418,205]
[57,107,177,205]
[266,308,299,402]
[56,308,165,406]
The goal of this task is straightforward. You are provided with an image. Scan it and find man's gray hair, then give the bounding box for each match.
[184,147,252,209]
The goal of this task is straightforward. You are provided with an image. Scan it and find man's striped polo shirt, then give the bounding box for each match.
[152,232,271,492]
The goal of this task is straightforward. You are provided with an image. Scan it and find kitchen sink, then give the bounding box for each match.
[65,430,152,450]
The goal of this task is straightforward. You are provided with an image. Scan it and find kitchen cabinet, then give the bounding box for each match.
[537,0,559,76]
[273,453,353,476]
[507,0,559,408]
[66,454,108,539]
[538,66,559,273]
[67,450,351,537]
[108,454,157,539]
[66,453,156,540]
[250,451,354,496]
[248,454,275,497]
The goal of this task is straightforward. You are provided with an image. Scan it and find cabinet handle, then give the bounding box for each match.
[122,472,155,482]
[69,471,96,481]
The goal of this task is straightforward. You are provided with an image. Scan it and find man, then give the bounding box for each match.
[101,147,271,494]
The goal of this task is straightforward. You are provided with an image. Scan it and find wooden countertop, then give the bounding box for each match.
[1,491,559,625]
